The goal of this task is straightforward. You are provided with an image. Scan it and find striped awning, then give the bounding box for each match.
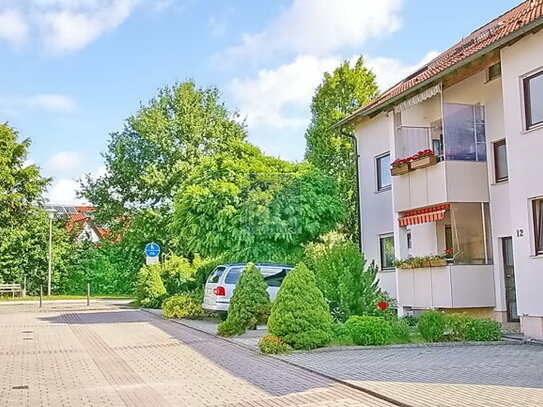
[399,204,450,226]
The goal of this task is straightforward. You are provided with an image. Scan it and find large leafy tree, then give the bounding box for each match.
[171,142,345,261]
[79,82,249,284]
[305,58,379,241]
[80,81,248,222]
[0,124,79,292]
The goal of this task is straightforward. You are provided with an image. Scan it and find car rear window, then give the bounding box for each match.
[207,267,226,284]
[224,266,291,286]
[224,267,244,284]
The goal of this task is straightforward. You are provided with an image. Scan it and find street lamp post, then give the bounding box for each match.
[45,209,56,296]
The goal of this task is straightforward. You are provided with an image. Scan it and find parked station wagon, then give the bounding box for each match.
[202,263,294,313]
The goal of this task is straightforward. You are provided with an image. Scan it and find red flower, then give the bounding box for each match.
[377,301,389,311]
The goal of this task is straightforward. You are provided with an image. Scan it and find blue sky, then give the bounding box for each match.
[0,0,521,204]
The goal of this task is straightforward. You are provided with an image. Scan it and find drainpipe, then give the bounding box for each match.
[339,129,363,253]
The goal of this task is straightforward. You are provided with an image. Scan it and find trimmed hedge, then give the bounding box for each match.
[343,316,392,346]
[268,262,332,350]
[418,311,446,342]
[445,313,501,341]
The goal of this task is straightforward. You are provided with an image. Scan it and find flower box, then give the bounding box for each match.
[429,258,447,267]
[391,163,410,176]
[410,155,437,170]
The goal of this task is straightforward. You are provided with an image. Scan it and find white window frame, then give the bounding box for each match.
[378,233,395,271]
[375,152,392,193]
[521,66,543,132]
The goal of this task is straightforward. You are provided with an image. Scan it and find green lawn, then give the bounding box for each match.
[0,294,133,301]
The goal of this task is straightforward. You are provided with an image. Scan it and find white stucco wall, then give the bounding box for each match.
[500,29,543,336]
[355,112,397,298]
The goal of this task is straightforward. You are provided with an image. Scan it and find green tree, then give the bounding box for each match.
[217,263,271,336]
[79,81,248,284]
[305,234,381,322]
[268,262,332,349]
[305,58,379,240]
[135,263,167,308]
[172,142,345,261]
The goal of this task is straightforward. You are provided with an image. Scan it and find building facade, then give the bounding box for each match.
[338,1,543,339]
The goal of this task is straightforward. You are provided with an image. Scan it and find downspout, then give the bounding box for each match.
[339,129,363,253]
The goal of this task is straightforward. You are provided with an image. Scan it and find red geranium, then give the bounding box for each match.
[377,301,389,311]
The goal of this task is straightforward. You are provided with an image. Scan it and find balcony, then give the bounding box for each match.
[393,103,489,212]
[396,264,495,309]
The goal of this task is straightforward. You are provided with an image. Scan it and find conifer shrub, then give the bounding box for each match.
[135,264,167,308]
[217,263,271,336]
[343,316,392,345]
[267,262,332,350]
[418,311,446,342]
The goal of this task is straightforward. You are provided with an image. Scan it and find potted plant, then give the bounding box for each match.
[429,255,447,267]
[390,158,411,176]
[443,249,455,264]
[410,149,437,170]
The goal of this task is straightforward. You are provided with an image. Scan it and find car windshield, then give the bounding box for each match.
[207,267,226,284]
[224,266,290,286]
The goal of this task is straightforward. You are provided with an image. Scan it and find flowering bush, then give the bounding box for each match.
[412,149,435,159]
[443,249,455,259]
[258,335,292,354]
[391,158,411,168]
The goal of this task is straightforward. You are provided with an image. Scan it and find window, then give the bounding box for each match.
[493,140,508,182]
[443,103,486,162]
[524,71,543,129]
[224,267,244,284]
[379,235,395,270]
[207,267,226,283]
[376,153,391,191]
[263,269,289,287]
[450,203,493,265]
[533,199,543,255]
[487,62,502,82]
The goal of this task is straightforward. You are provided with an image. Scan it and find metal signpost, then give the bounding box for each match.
[144,243,161,265]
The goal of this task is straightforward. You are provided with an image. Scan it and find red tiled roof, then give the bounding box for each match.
[338,0,543,126]
[74,206,95,213]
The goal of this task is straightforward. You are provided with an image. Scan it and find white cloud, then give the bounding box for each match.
[41,0,140,53]
[229,52,439,161]
[0,9,29,45]
[0,93,77,115]
[221,0,403,62]
[47,151,82,171]
[0,0,149,53]
[46,178,84,205]
[366,51,441,91]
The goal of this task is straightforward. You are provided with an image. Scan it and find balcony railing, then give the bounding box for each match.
[395,103,486,163]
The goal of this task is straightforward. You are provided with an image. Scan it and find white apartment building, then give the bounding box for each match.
[337,0,543,339]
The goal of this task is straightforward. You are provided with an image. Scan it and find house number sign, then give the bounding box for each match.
[516,229,524,237]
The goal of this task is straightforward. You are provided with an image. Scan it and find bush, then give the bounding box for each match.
[217,319,244,337]
[418,311,446,342]
[135,264,167,308]
[331,323,354,346]
[217,263,271,336]
[304,236,382,322]
[268,262,332,350]
[258,335,292,354]
[465,318,501,341]
[444,313,472,341]
[400,314,419,327]
[343,316,392,346]
[389,318,411,343]
[162,293,208,319]
[444,313,501,342]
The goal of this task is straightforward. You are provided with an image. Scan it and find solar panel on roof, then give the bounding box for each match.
[65,207,78,214]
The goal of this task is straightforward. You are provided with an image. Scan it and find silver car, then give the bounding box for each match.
[202,263,293,313]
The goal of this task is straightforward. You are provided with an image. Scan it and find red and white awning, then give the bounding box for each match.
[398,204,450,226]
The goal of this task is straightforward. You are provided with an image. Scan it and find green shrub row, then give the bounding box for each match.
[418,311,501,342]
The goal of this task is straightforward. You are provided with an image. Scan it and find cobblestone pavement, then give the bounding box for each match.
[278,344,543,407]
[0,307,393,407]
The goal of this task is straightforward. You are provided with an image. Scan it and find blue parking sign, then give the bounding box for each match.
[144,243,160,257]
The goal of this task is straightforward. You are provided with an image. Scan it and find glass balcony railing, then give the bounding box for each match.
[395,103,486,163]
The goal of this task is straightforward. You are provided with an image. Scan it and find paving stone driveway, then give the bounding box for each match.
[1,303,542,407]
[0,305,392,407]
